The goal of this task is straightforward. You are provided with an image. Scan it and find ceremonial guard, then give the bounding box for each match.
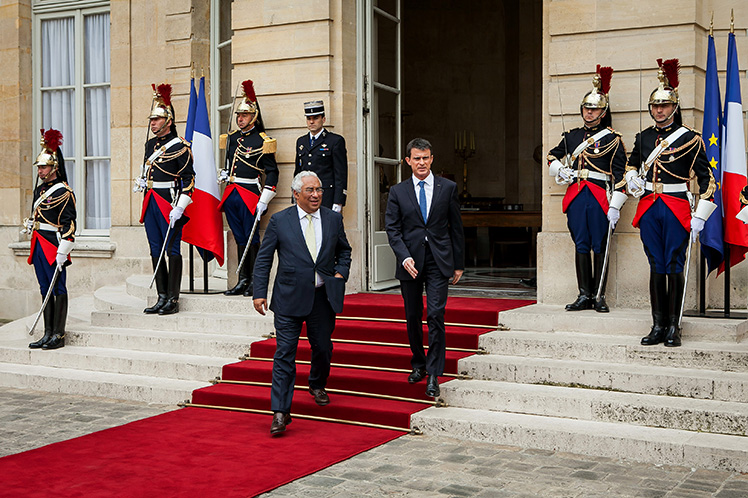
[294,100,348,212]
[135,84,195,316]
[626,59,716,347]
[547,65,627,313]
[26,129,76,350]
[218,80,278,296]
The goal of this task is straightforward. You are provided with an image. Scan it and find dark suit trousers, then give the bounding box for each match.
[271,286,336,413]
[400,243,448,376]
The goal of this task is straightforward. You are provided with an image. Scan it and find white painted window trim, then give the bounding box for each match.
[32,1,111,237]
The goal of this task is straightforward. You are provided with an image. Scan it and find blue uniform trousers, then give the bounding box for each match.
[638,198,689,274]
[223,189,260,246]
[566,186,609,254]
[143,197,182,258]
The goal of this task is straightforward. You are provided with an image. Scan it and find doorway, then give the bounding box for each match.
[362,0,543,296]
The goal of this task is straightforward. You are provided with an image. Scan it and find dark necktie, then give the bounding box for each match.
[418,180,428,223]
[310,135,315,148]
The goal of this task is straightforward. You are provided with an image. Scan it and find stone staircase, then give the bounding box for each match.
[0,275,273,404]
[411,304,748,473]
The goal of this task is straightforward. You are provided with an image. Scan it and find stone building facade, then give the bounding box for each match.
[1,0,746,320]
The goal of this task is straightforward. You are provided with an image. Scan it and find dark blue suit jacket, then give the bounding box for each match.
[253,205,352,315]
[385,175,465,281]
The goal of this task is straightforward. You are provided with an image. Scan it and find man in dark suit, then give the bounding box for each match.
[385,138,465,398]
[294,100,348,212]
[253,171,352,435]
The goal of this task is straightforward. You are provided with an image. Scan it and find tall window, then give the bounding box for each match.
[35,2,111,233]
[211,0,233,167]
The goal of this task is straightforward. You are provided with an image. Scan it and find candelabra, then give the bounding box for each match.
[454,130,475,202]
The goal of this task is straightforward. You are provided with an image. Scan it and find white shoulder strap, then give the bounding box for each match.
[146,137,182,165]
[32,183,67,212]
[644,126,689,169]
[571,129,613,162]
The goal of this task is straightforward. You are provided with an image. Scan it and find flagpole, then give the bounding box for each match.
[724,244,730,317]
[189,244,195,293]
[699,251,705,315]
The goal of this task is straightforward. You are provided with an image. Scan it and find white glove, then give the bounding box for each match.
[625,171,645,198]
[23,218,34,233]
[691,217,705,243]
[133,177,147,192]
[332,204,342,213]
[607,207,620,228]
[169,206,184,228]
[737,205,748,224]
[55,252,68,270]
[255,201,268,216]
[218,169,230,183]
[555,167,573,185]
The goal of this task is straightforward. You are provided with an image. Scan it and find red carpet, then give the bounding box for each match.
[0,293,533,497]
[0,408,401,498]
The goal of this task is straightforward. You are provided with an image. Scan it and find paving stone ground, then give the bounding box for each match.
[1,387,746,497]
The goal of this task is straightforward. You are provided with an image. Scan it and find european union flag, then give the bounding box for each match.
[700,33,724,275]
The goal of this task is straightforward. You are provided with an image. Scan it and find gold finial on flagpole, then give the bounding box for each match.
[190,62,195,80]
[710,11,714,37]
[201,66,205,78]
[731,9,734,34]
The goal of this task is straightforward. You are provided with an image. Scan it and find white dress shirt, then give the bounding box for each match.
[297,205,323,286]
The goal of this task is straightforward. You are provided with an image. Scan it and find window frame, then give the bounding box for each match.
[210,0,233,170]
[32,0,111,236]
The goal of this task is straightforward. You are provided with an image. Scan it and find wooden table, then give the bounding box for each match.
[459,210,541,267]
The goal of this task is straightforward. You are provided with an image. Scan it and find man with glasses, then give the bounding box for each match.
[253,171,352,435]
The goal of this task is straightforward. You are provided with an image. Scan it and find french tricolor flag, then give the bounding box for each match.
[182,76,225,266]
[721,31,748,269]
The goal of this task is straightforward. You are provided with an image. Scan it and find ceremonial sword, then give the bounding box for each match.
[237,212,262,274]
[150,223,174,289]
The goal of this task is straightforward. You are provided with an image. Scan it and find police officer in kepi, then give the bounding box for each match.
[134,83,195,316]
[26,129,76,350]
[218,80,278,297]
[626,59,716,347]
[547,65,628,313]
[294,100,348,212]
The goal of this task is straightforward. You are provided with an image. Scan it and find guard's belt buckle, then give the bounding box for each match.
[229,176,235,183]
[654,183,663,194]
[147,180,153,190]
[578,170,589,180]
[33,221,40,231]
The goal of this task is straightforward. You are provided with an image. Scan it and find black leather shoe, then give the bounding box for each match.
[407,368,427,384]
[425,375,440,397]
[565,294,594,311]
[144,295,168,314]
[158,298,179,315]
[641,326,666,346]
[594,296,610,313]
[41,334,65,350]
[309,387,330,406]
[664,326,682,347]
[270,412,292,435]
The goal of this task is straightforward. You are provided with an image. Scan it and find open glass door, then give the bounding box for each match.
[363,0,402,290]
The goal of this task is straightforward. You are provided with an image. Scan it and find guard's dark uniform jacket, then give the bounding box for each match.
[627,124,715,273]
[548,124,627,254]
[294,129,348,209]
[139,130,194,257]
[218,128,278,219]
[28,177,76,296]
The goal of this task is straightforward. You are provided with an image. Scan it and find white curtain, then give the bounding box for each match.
[41,17,75,190]
[84,13,111,229]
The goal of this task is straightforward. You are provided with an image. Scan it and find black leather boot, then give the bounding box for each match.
[641,272,668,345]
[29,295,56,349]
[224,245,250,296]
[144,256,169,314]
[593,252,609,313]
[159,255,182,315]
[664,272,685,347]
[243,243,259,297]
[42,293,67,350]
[566,252,594,311]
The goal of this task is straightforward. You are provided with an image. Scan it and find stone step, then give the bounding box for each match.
[0,340,231,382]
[498,304,748,342]
[459,354,748,403]
[0,362,206,405]
[411,407,748,473]
[89,308,274,336]
[67,325,258,358]
[126,274,228,301]
[441,379,748,436]
[479,330,748,372]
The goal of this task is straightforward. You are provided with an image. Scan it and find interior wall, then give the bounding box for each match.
[401,0,542,210]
